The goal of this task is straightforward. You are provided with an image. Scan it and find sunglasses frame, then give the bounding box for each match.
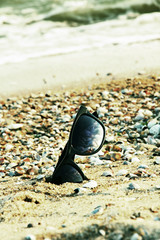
[51,105,106,184]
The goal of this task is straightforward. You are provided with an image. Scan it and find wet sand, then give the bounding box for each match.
[1,40,160,97]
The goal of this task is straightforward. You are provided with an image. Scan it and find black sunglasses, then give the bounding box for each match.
[50,105,106,185]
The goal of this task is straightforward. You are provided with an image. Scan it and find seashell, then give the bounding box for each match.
[127,173,138,179]
[83,180,97,189]
[7,123,23,130]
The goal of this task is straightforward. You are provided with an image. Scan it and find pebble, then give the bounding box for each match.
[130,156,140,163]
[83,180,97,189]
[130,233,142,240]
[149,124,160,135]
[155,185,160,190]
[138,164,148,169]
[148,119,157,129]
[116,169,128,176]
[5,144,14,151]
[89,157,104,165]
[24,235,36,240]
[74,187,87,194]
[90,206,103,215]
[102,171,113,177]
[154,157,160,165]
[128,183,140,190]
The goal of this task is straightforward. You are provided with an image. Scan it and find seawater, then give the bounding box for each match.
[0,0,160,65]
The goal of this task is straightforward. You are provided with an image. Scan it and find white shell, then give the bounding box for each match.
[83,180,97,189]
[8,123,23,130]
[116,169,128,176]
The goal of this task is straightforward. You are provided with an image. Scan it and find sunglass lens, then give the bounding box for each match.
[72,115,104,154]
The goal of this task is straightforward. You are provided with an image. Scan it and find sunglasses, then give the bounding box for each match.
[51,105,106,185]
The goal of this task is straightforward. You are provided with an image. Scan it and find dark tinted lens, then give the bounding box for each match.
[72,115,104,154]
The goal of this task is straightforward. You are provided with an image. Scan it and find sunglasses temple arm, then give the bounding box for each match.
[64,158,89,181]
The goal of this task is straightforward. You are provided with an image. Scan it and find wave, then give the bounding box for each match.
[0,0,160,25]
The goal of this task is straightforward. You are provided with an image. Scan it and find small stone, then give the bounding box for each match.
[89,157,104,165]
[0,172,5,178]
[97,107,107,117]
[154,216,160,221]
[148,119,157,129]
[128,183,140,190]
[154,157,160,165]
[131,156,140,163]
[5,144,14,151]
[130,233,142,240]
[83,180,97,189]
[27,223,34,228]
[116,169,128,176]
[102,91,109,99]
[24,235,36,240]
[127,173,139,179]
[61,114,71,122]
[105,136,115,143]
[99,229,106,236]
[135,113,144,121]
[74,187,87,194]
[139,91,146,97]
[102,171,113,177]
[155,185,160,190]
[123,161,129,165]
[138,164,148,169]
[91,206,103,215]
[149,124,160,135]
[143,109,153,117]
[37,174,45,180]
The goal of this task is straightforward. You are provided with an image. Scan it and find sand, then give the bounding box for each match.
[0,41,160,240]
[1,40,160,97]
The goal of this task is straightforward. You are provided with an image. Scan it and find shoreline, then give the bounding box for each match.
[0,40,160,98]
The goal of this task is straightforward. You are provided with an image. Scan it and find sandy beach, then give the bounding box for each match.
[0,37,160,239]
[1,40,160,97]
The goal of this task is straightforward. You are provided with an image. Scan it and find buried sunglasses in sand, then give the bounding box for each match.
[50,105,105,185]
